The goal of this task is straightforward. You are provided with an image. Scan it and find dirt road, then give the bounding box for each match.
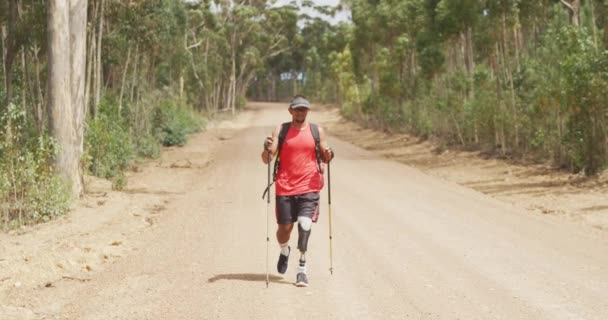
[1,102,607,319]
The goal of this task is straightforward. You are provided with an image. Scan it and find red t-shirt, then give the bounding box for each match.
[276,124,324,196]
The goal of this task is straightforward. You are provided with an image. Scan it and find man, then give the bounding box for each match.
[261,95,334,287]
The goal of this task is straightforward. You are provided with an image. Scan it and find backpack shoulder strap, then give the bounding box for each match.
[264,122,294,199]
[271,122,291,184]
[309,123,323,173]
[309,123,320,145]
[277,122,291,156]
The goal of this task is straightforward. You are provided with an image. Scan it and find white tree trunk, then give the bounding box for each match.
[561,0,581,26]
[590,0,599,51]
[47,0,84,198]
[70,0,87,196]
[1,27,6,84]
[33,45,45,130]
[84,0,97,118]
[4,0,18,104]
[179,75,184,101]
[119,46,132,111]
[228,45,236,114]
[93,0,104,117]
[130,45,139,103]
[20,49,27,113]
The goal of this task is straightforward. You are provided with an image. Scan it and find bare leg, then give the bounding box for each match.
[276,223,294,244]
[276,223,294,274]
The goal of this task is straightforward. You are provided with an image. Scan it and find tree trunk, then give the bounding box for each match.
[572,0,581,26]
[513,22,521,73]
[557,108,564,165]
[237,69,257,100]
[502,13,519,149]
[1,27,7,88]
[292,71,298,96]
[119,46,131,111]
[590,0,599,51]
[130,45,139,104]
[33,44,45,131]
[93,0,104,117]
[70,0,87,197]
[187,34,204,90]
[462,30,473,76]
[47,0,78,198]
[494,42,506,155]
[467,27,475,75]
[269,73,278,101]
[561,0,581,26]
[179,74,184,101]
[25,51,38,123]
[467,26,478,143]
[17,0,28,116]
[20,49,27,114]
[216,78,223,111]
[230,41,237,114]
[214,79,221,111]
[85,0,97,119]
[4,0,18,104]
[227,45,236,113]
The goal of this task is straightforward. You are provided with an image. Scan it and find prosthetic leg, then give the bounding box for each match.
[296,216,312,287]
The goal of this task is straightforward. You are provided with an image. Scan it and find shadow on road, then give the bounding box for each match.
[207,273,292,285]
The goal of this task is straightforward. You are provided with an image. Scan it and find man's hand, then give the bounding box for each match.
[322,147,335,163]
[263,136,273,151]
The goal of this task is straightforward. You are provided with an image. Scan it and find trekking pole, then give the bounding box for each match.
[328,160,334,275]
[266,150,271,288]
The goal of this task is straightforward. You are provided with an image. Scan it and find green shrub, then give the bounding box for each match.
[134,134,161,159]
[85,100,134,179]
[0,104,70,229]
[236,95,247,110]
[27,172,70,223]
[85,96,203,184]
[111,172,127,191]
[153,100,202,146]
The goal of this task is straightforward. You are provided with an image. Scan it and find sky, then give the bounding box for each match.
[273,0,351,25]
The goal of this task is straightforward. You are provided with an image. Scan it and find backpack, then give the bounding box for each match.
[262,122,322,200]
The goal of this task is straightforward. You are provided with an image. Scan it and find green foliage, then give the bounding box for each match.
[326,0,608,175]
[84,95,203,192]
[153,100,203,147]
[520,22,608,173]
[134,134,161,159]
[111,172,127,191]
[330,48,361,118]
[85,100,134,179]
[0,104,69,229]
[27,172,70,223]
[0,0,221,230]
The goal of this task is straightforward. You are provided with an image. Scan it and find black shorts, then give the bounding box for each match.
[276,192,320,225]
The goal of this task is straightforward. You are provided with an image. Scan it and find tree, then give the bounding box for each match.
[3,0,18,105]
[561,0,581,26]
[47,0,87,198]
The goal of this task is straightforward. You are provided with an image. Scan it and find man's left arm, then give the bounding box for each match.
[318,126,334,163]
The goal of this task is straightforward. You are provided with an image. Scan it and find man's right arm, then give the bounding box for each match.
[261,125,281,164]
